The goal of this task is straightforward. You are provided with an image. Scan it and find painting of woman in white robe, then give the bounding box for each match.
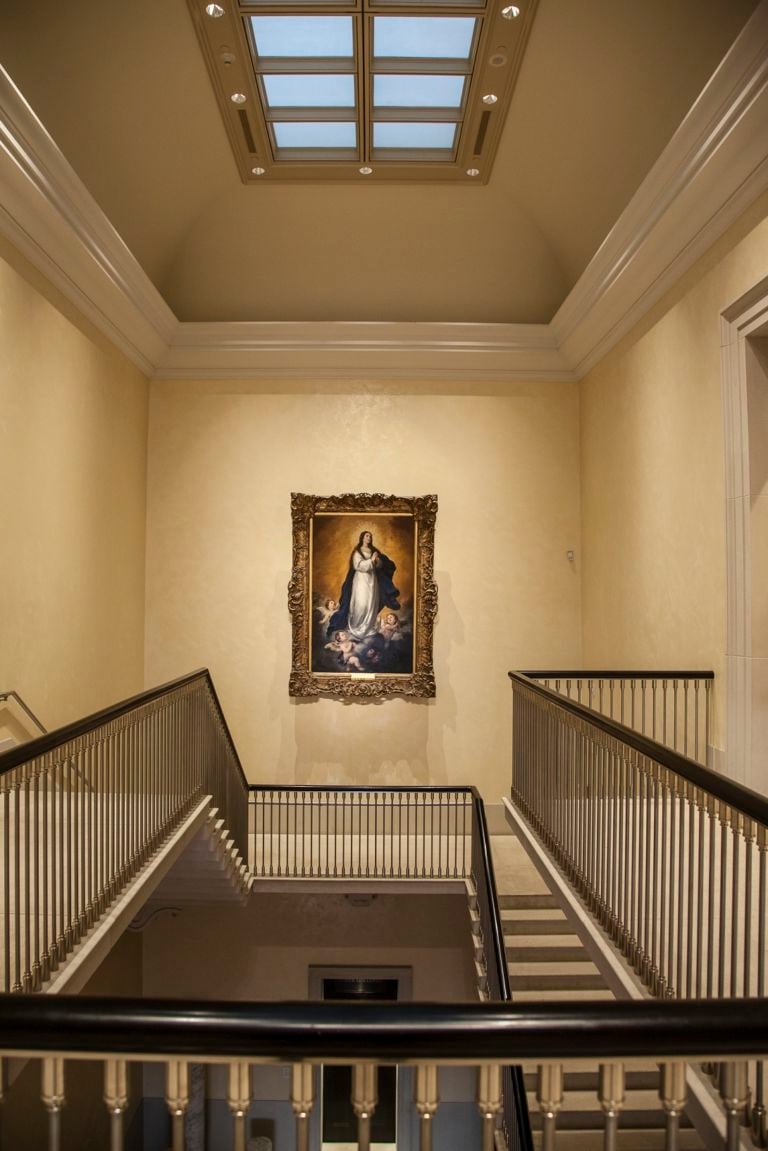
[311,515,415,675]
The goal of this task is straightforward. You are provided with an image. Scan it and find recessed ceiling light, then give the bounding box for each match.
[205,3,225,17]
[501,4,521,18]
[230,92,247,104]
[482,93,498,105]
[466,168,480,177]
[359,166,373,175]
[251,166,266,175]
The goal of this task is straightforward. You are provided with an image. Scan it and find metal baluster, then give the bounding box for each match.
[676,782,687,997]
[706,795,717,998]
[754,827,767,1146]
[731,814,743,998]
[104,1059,128,1151]
[685,784,696,998]
[660,1062,687,1151]
[666,776,678,995]
[291,1064,313,1151]
[278,788,284,877]
[695,791,706,998]
[12,775,21,990]
[599,1063,625,1151]
[42,1057,65,1151]
[352,1064,377,1151]
[659,769,670,996]
[290,791,296,878]
[415,1065,439,1151]
[165,1060,189,1151]
[228,1061,251,1151]
[32,763,41,989]
[477,1065,502,1151]
[2,777,10,991]
[537,1065,563,1151]
[720,1063,749,1151]
[648,768,659,991]
[22,765,32,990]
[719,808,730,999]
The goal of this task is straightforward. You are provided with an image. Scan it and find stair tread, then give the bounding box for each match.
[504,920,575,935]
[532,1132,705,1150]
[510,973,609,990]
[497,893,560,910]
[507,947,595,963]
[513,989,616,1001]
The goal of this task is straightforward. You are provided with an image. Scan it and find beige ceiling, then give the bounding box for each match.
[0,0,759,324]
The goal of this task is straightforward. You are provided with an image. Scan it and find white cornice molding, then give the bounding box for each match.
[552,0,768,377]
[156,320,575,381]
[0,67,176,376]
[1,1,767,385]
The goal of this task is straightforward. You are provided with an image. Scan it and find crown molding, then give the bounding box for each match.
[155,320,575,381]
[1,2,767,386]
[551,0,768,377]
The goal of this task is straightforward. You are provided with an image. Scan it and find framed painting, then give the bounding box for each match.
[288,493,438,699]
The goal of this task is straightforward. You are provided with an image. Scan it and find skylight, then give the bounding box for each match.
[189,0,538,182]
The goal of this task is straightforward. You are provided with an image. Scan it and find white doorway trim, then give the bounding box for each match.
[721,274,768,787]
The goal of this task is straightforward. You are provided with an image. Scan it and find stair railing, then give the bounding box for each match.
[509,669,768,1145]
[0,670,248,993]
[470,792,533,1151]
[1,995,766,1151]
[250,785,472,879]
[523,670,712,765]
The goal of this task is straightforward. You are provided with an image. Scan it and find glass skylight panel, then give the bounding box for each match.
[273,121,357,149]
[263,74,355,109]
[373,74,465,109]
[373,121,457,149]
[250,16,354,59]
[372,17,476,61]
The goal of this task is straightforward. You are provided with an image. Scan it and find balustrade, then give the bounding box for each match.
[1,996,766,1151]
[510,669,768,1146]
[0,671,248,993]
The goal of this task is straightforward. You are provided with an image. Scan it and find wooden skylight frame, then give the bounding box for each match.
[188,0,538,182]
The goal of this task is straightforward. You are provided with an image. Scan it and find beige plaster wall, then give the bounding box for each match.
[145,383,582,798]
[0,241,148,730]
[141,893,477,1001]
[579,195,768,757]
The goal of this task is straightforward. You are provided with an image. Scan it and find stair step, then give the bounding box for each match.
[513,989,616,1001]
[507,946,592,963]
[532,1132,705,1150]
[509,973,608,991]
[497,894,559,910]
[504,919,574,936]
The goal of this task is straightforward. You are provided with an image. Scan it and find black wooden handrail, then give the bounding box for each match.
[249,783,474,794]
[522,670,714,680]
[509,670,768,827]
[471,792,533,1148]
[2,996,767,1061]
[0,669,248,789]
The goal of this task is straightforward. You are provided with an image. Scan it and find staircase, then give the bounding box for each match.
[487,832,707,1150]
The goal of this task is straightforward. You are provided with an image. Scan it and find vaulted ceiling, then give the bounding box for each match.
[0,0,760,328]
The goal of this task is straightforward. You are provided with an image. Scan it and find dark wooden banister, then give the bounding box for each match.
[0,669,248,790]
[2,995,766,1061]
[522,670,714,680]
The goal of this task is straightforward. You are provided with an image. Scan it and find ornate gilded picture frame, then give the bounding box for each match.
[288,493,438,699]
